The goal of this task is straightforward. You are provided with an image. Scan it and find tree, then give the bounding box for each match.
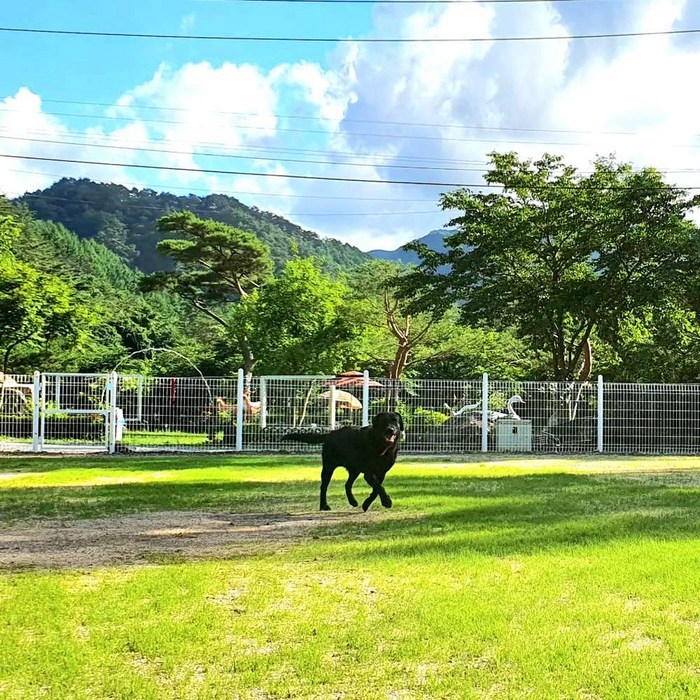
[242,257,357,375]
[0,214,90,372]
[141,212,273,382]
[347,260,467,379]
[94,214,138,264]
[394,153,700,380]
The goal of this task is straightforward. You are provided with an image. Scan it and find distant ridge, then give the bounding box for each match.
[368,229,452,265]
[18,178,370,274]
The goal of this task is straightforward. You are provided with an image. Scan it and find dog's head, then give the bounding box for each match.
[372,411,405,448]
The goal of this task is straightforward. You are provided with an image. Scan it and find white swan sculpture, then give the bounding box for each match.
[447,394,525,421]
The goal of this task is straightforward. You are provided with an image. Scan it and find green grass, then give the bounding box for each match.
[122,429,214,447]
[3,454,700,698]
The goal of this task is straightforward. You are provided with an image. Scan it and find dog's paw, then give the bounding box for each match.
[362,499,372,512]
[348,497,359,507]
[320,504,332,511]
[381,496,393,509]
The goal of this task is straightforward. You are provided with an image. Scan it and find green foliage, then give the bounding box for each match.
[346,260,537,380]
[148,211,274,302]
[413,406,450,428]
[417,324,540,380]
[0,197,213,374]
[242,257,358,375]
[395,152,700,380]
[19,178,369,274]
[0,213,93,372]
[0,213,20,254]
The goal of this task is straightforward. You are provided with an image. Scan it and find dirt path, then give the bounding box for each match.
[0,510,365,570]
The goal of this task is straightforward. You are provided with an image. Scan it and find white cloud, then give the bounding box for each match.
[0,88,138,196]
[2,0,700,253]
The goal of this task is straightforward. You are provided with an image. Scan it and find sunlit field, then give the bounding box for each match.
[3,453,700,699]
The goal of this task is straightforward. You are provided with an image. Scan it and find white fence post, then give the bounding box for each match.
[329,384,337,428]
[108,371,118,454]
[55,374,62,411]
[39,373,46,452]
[597,374,604,453]
[259,376,267,429]
[362,370,370,427]
[32,371,40,453]
[236,368,244,452]
[136,375,144,423]
[481,372,489,453]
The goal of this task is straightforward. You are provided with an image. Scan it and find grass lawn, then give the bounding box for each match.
[122,429,214,447]
[3,454,700,699]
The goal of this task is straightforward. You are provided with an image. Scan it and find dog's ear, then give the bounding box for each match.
[395,412,405,440]
[372,413,388,428]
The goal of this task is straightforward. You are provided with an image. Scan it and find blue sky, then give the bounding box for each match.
[1,0,699,251]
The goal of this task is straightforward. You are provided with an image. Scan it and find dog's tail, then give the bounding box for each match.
[281,432,329,445]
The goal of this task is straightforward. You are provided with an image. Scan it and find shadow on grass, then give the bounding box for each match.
[3,469,700,569]
[0,452,319,474]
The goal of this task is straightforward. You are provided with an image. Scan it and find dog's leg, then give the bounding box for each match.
[361,473,392,512]
[320,460,336,511]
[345,471,360,507]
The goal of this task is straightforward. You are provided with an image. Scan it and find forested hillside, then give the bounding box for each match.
[18,178,369,273]
[1,196,222,375]
[2,194,535,379]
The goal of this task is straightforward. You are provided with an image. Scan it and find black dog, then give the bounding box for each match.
[281,412,404,511]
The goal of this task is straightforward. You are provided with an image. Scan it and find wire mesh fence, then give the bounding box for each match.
[5,371,700,455]
[41,373,112,452]
[603,383,700,454]
[0,373,36,452]
[243,375,367,453]
[117,375,238,452]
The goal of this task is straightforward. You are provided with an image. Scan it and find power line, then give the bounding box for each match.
[1,25,698,43]
[0,124,494,167]
[0,106,677,148]
[0,134,493,173]
[2,152,698,190]
[16,191,439,217]
[0,152,475,187]
[2,166,441,201]
[16,132,700,180]
[9,125,700,181]
[37,97,656,137]
[13,123,700,178]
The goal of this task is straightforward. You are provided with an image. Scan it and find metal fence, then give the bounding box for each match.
[3,371,700,455]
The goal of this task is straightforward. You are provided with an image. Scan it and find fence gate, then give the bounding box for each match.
[39,373,117,453]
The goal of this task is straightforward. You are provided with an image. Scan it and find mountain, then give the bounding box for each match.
[17,178,370,274]
[368,229,452,265]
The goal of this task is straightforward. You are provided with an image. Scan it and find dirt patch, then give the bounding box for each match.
[0,510,366,571]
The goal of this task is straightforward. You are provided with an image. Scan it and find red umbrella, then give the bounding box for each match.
[328,371,383,389]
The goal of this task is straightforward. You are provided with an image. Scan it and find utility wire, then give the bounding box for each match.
[0,153,475,187]
[0,134,498,173]
[16,191,438,217]
[0,125,493,167]
[2,166,440,201]
[13,133,700,179]
[1,25,697,43]
[0,107,687,148]
[14,123,700,176]
[2,153,698,190]
[37,97,661,137]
